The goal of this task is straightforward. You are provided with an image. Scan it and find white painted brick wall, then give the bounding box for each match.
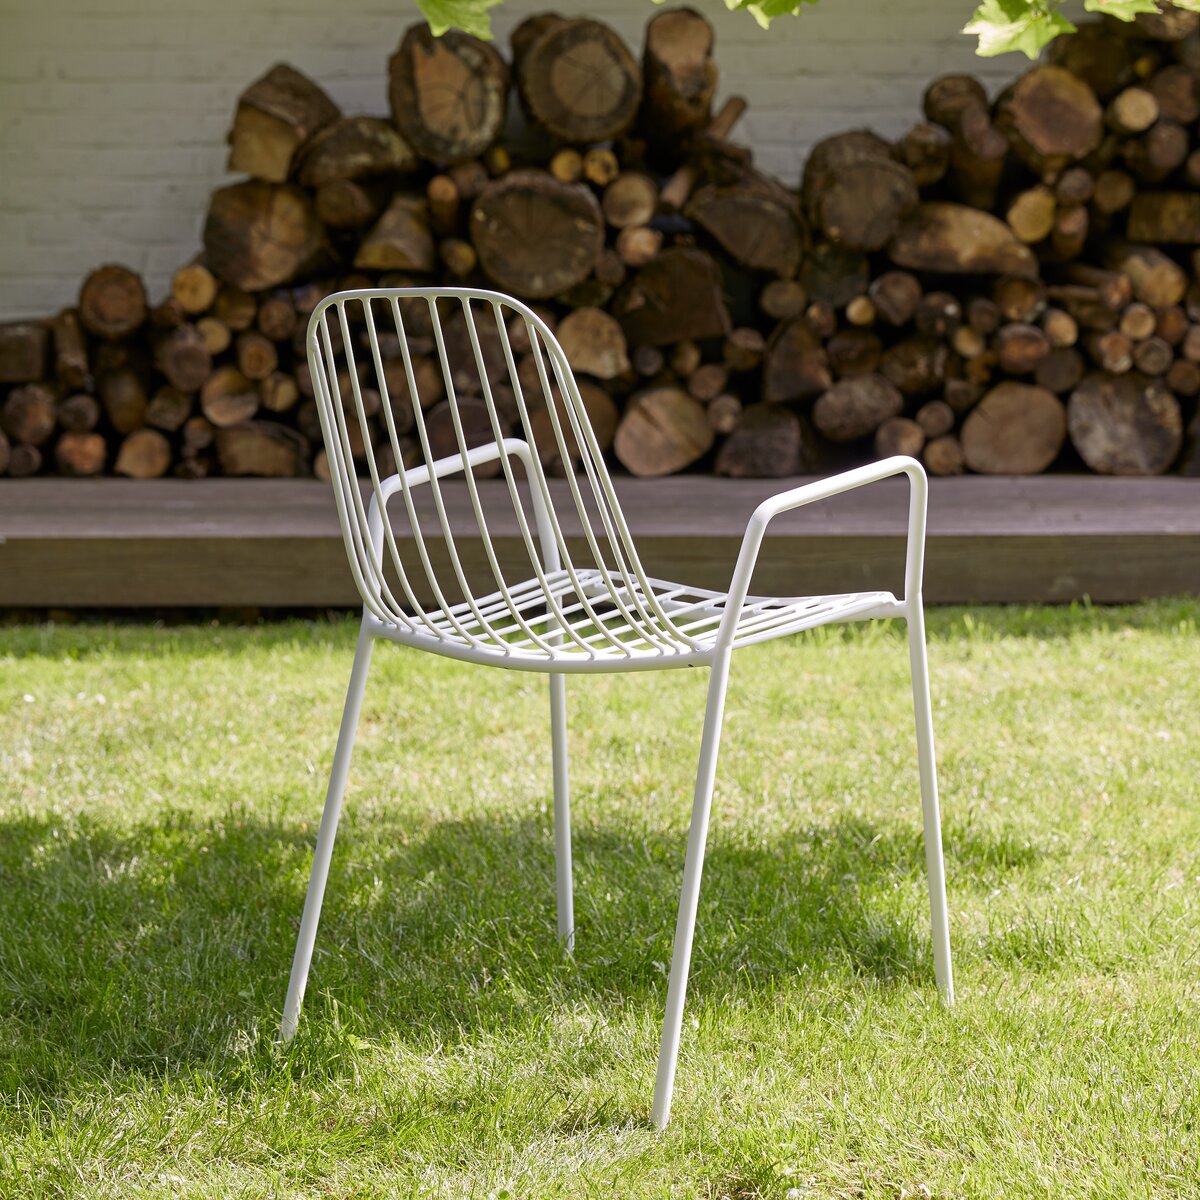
[0,0,1020,319]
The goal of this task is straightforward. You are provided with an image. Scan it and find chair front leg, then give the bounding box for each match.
[906,598,954,1003]
[280,621,376,1042]
[549,672,574,951]
[651,650,734,1129]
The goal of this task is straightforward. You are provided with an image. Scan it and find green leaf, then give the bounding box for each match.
[415,0,504,39]
[727,0,820,28]
[1084,0,1161,20]
[963,0,1075,58]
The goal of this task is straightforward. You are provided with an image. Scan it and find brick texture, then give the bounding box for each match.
[0,0,1019,318]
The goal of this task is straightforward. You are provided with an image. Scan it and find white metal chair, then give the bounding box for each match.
[280,286,954,1129]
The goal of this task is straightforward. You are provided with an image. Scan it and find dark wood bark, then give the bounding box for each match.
[155,324,212,393]
[145,386,193,432]
[715,404,816,477]
[2,383,56,446]
[226,63,339,182]
[204,182,328,291]
[889,203,1037,277]
[994,65,1103,176]
[517,18,641,143]
[296,116,417,187]
[355,195,436,273]
[216,421,308,477]
[612,247,730,346]
[201,365,259,427]
[79,264,147,338]
[471,170,604,300]
[869,271,922,327]
[57,392,101,433]
[0,320,48,383]
[55,431,107,477]
[802,131,918,251]
[812,374,903,442]
[875,416,925,459]
[316,179,389,230]
[1069,372,1182,475]
[686,181,803,274]
[50,309,90,390]
[924,434,965,476]
[762,317,832,404]
[640,7,716,158]
[98,367,147,434]
[388,25,509,163]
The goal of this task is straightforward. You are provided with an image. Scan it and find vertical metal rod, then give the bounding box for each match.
[549,672,574,950]
[651,650,733,1129]
[280,621,376,1042]
[907,599,954,1003]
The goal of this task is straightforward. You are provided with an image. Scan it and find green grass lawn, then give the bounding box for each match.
[0,603,1197,1198]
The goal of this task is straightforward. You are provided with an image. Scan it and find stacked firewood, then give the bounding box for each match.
[2,5,1200,480]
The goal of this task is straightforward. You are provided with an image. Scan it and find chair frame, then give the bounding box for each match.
[279,287,954,1129]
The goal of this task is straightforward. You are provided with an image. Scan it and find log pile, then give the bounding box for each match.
[3,5,1200,480]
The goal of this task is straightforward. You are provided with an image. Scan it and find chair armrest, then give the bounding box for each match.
[365,436,557,573]
[718,456,929,644]
[376,436,536,503]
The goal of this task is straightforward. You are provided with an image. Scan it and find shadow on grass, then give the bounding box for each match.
[0,803,1043,1101]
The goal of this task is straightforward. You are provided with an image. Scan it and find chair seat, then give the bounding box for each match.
[371,567,903,671]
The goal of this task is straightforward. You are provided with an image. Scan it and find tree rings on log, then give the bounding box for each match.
[296,116,418,187]
[685,183,804,275]
[889,203,1038,277]
[602,173,659,229]
[115,428,172,479]
[802,130,918,252]
[516,18,642,144]
[612,247,731,346]
[1068,372,1183,475]
[961,381,1066,475]
[204,182,327,292]
[79,265,147,339]
[388,25,510,164]
[614,387,713,477]
[995,65,1103,176]
[471,170,604,299]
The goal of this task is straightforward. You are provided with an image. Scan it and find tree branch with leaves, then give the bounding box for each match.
[414,0,1199,54]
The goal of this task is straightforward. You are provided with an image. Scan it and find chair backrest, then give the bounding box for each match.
[307,287,694,659]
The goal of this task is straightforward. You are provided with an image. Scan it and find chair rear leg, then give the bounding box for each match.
[651,652,733,1130]
[907,600,954,1004]
[280,623,376,1042]
[549,672,574,951]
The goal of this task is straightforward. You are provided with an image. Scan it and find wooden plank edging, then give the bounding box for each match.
[1,477,1198,607]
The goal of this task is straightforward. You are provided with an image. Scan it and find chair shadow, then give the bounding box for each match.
[0,803,1042,1102]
